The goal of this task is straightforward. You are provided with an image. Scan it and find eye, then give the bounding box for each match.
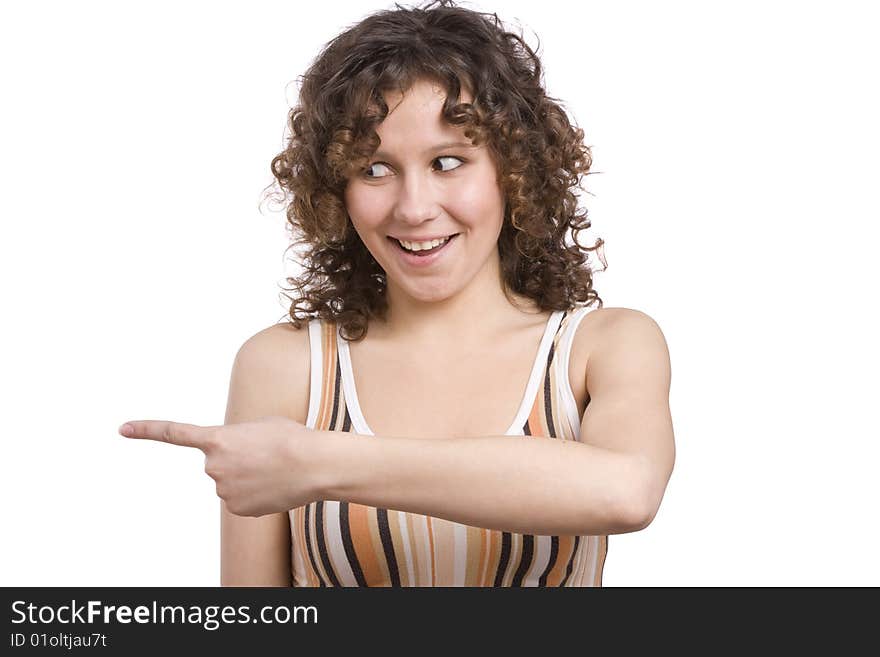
[364,162,392,179]
[434,156,463,172]
[362,155,464,179]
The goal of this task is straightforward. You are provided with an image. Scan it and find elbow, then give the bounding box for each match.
[616,491,657,533]
[626,495,658,532]
[618,465,665,532]
[612,495,656,534]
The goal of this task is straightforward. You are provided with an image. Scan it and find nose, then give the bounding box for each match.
[392,172,441,226]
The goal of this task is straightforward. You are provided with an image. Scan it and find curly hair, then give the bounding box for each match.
[267,0,605,341]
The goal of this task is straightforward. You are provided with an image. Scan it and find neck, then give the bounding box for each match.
[378,249,539,348]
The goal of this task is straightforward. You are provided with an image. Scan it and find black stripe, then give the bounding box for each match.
[560,535,581,587]
[553,309,569,350]
[330,356,342,430]
[493,532,512,586]
[339,502,367,586]
[314,502,342,587]
[543,339,557,438]
[522,311,567,437]
[543,310,569,438]
[303,504,327,586]
[539,536,560,587]
[511,534,535,586]
[376,508,401,587]
[342,405,351,432]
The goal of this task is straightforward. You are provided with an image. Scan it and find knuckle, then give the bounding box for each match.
[203,428,221,451]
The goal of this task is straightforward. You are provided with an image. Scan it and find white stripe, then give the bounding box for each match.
[289,510,305,586]
[335,327,373,435]
[453,522,467,586]
[571,535,589,587]
[397,511,417,587]
[584,535,599,587]
[421,515,433,586]
[564,536,584,587]
[505,532,521,586]
[506,310,565,434]
[556,304,599,439]
[523,535,552,587]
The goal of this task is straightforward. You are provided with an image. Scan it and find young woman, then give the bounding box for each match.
[120,0,674,587]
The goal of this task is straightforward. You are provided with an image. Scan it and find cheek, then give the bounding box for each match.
[344,189,387,234]
[449,176,505,231]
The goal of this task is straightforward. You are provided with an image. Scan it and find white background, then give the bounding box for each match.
[2,0,877,586]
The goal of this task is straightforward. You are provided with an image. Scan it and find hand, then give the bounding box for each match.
[118,415,324,517]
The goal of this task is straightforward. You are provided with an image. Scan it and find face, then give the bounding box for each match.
[343,79,506,305]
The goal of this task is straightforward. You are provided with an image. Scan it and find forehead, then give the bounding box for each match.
[374,80,474,154]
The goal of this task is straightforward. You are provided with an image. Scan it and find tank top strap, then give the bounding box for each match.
[519,304,600,439]
[551,303,601,438]
[513,309,566,437]
[305,318,352,432]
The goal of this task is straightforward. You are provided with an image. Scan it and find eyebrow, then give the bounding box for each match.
[372,140,477,159]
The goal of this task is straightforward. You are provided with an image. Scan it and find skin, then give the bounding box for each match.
[119,79,675,586]
[343,79,535,347]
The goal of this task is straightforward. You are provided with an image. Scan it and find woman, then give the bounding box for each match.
[120,0,674,587]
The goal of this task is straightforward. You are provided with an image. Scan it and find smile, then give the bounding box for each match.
[394,235,455,252]
[386,233,459,266]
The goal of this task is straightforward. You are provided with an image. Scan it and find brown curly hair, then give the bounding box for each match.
[267,0,605,341]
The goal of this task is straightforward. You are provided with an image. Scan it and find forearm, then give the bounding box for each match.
[313,432,647,536]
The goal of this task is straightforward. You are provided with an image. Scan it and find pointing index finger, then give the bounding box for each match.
[119,420,213,450]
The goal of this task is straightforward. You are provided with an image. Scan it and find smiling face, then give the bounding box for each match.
[343,79,506,306]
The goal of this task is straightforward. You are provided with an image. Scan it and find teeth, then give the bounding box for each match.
[397,235,452,251]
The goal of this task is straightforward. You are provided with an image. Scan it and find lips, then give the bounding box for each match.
[386,233,459,266]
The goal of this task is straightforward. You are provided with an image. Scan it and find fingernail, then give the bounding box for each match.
[119,423,134,437]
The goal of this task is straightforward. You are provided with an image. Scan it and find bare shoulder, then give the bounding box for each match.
[577,307,670,389]
[588,306,664,340]
[569,307,669,398]
[572,306,666,352]
[226,320,313,425]
[235,320,311,376]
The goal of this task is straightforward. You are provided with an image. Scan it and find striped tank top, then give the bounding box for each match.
[289,304,607,586]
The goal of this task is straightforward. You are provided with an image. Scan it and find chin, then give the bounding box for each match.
[407,288,453,304]
[399,281,459,304]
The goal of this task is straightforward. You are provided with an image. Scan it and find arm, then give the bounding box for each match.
[316,308,674,536]
[220,324,310,586]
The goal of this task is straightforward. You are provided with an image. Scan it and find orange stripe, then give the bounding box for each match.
[317,322,335,430]
[367,509,392,586]
[406,514,424,586]
[347,503,385,586]
[476,528,490,586]
[298,506,319,587]
[526,393,545,438]
[388,511,410,587]
[464,525,483,585]
[545,535,575,586]
[549,361,565,439]
[289,508,300,586]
